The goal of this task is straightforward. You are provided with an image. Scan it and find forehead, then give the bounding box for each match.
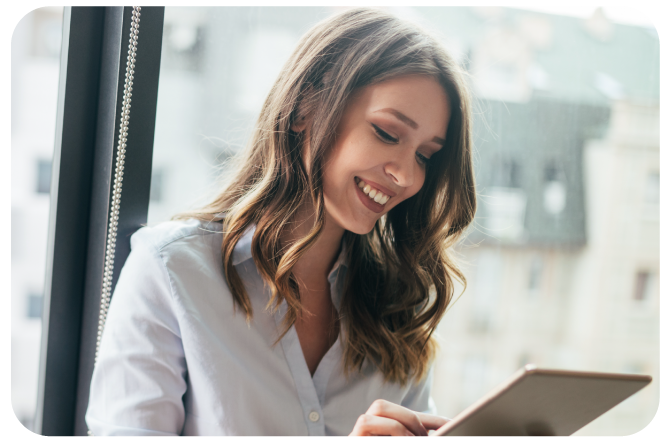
[348,75,451,135]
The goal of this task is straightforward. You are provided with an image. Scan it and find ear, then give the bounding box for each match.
[291,85,316,133]
[290,115,309,133]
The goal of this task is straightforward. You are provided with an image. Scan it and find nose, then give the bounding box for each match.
[383,150,416,188]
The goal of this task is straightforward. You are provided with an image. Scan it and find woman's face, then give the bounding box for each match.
[322,75,451,234]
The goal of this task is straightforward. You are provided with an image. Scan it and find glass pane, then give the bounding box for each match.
[11,6,64,432]
[149,7,659,436]
[149,7,334,223]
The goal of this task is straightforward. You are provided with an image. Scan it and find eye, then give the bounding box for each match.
[416,152,430,166]
[371,124,399,144]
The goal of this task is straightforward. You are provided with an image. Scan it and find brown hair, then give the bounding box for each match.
[175,7,476,385]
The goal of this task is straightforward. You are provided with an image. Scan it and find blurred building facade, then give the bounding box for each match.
[428,8,659,435]
[12,6,659,435]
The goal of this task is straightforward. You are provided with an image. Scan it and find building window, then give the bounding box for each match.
[27,293,43,319]
[543,161,566,215]
[492,157,521,188]
[632,271,653,301]
[36,159,51,194]
[486,157,526,240]
[528,256,543,297]
[485,187,527,240]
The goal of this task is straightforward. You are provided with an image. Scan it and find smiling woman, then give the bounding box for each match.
[86,7,476,436]
[192,7,475,389]
[322,75,451,229]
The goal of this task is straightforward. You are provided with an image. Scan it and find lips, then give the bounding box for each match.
[354,177,394,213]
[359,177,396,197]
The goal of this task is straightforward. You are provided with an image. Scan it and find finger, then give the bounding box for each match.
[365,399,427,436]
[415,413,451,431]
[350,414,413,436]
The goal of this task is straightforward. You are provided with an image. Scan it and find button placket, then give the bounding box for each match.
[274,300,326,435]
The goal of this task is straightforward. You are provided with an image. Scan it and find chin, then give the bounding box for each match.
[346,219,377,235]
[329,209,379,235]
[341,209,386,235]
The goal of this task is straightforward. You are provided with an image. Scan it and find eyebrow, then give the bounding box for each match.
[375,108,446,145]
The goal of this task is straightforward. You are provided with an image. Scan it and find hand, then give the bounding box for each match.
[349,399,450,436]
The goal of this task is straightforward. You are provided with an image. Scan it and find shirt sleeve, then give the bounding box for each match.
[401,365,438,415]
[85,231,187,436]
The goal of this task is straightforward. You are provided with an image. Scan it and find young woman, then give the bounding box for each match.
[86,8,475,436]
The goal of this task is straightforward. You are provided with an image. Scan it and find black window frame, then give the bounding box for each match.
[35,6,165,436]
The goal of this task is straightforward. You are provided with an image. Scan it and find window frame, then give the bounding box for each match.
[34,6,165,435]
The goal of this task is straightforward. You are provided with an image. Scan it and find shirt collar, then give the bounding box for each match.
[327,240,349,312]
[327,238,349,282]
[232,224,349,312]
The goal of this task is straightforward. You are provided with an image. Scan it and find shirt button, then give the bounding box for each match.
[308,411,320,422]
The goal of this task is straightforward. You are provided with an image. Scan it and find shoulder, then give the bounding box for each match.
[131,218,224,254]
[122,218,230,309]
[128,218,226,283]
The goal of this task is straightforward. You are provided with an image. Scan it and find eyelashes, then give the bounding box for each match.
[372,123,399,144]
[416,152,429,165]
[371,123,430,166]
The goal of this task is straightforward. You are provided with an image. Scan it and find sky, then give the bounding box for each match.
[510,6,656,27]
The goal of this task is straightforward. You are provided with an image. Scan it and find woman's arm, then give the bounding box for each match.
[85,232,188,436]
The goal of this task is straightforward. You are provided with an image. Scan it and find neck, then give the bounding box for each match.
[281,200,345,289]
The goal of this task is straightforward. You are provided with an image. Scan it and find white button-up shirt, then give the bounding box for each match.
[86,219,437,436]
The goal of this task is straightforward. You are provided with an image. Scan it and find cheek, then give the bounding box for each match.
[322,148,352,203]
[324,139,366,186]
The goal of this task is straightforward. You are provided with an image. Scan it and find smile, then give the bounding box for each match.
[354,177,392,206]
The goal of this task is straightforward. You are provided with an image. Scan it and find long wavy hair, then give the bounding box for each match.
[175,8,476,386]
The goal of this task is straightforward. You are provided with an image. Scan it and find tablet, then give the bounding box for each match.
[433,364,652,436]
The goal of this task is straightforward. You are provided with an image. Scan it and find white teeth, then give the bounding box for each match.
[357,178,390,205]
[372,192,390,204]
